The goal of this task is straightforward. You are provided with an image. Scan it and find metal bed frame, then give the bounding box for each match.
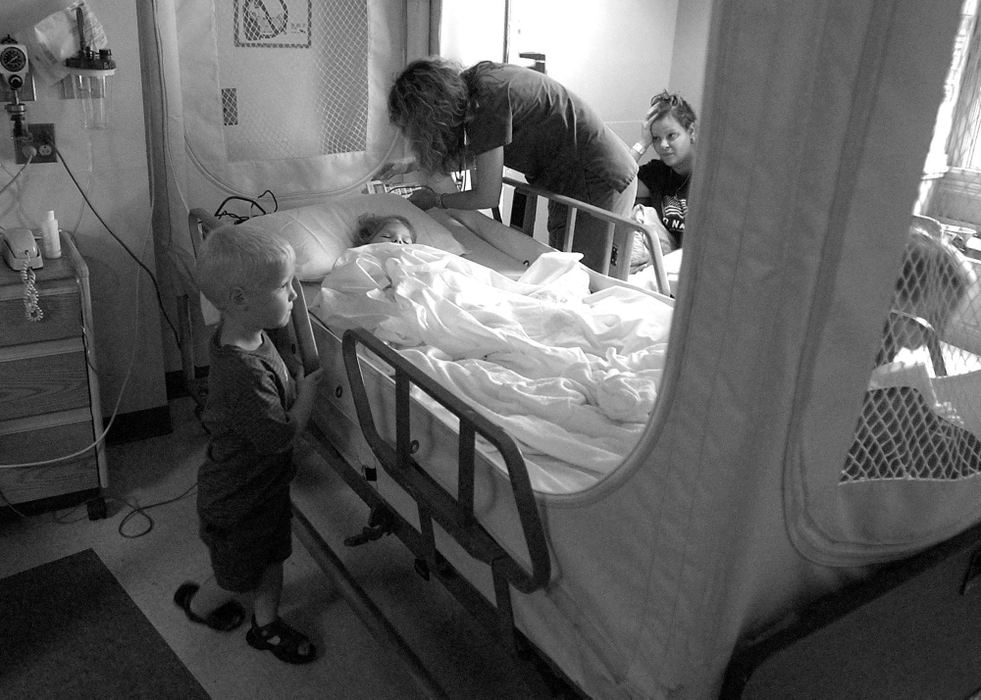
[500,175,671,292]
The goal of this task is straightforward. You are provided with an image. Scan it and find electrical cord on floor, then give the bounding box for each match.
[111,482,198,539]
[53,143,182,349]
[1,482,198,539]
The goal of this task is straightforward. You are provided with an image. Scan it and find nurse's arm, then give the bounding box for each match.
[438,147,504,211]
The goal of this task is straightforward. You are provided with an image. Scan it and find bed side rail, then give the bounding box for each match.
[501,175,671,294]
[187,207,222,256]
[341,327,551,595]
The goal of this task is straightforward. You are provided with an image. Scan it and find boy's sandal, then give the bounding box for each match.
[173,582,246,632]
[246,616,317,664]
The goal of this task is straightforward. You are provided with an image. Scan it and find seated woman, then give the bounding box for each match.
[629,91,697,272]
[355,214,417,246]
[845,226,981,481]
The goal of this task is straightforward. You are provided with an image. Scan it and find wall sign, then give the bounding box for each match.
[234,0,311,48]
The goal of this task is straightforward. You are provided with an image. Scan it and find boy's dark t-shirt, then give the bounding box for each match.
[638,159,690,249]
[197,328,298,527]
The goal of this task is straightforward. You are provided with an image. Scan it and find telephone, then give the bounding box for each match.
[2,227,42,270]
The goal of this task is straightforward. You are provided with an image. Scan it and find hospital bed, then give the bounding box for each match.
[184,183,675,697]
[185,192,981,698]
[184,179,981,698]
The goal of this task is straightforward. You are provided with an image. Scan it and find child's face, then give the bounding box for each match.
[650,114,694,173]
[244,267,297,329]
[370,220,415,245]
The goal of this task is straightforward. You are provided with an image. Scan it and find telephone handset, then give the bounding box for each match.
[1,227,45,322]
[2,227,42,271]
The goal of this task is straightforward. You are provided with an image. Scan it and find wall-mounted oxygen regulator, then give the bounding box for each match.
[0,39,54,164]
[0,43,28,91]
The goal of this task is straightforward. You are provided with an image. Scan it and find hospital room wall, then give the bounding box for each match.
[440,0,711,144]
[0,0,169,436]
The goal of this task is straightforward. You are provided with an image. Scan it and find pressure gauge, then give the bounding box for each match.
[0,46,27,73]
[0,44,29,91]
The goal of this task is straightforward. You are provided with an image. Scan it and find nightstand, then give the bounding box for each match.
[0,231,107,519]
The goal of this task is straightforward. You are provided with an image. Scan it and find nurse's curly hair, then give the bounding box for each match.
[388,57,484,174]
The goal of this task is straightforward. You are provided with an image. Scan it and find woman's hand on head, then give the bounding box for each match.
[637,104,661,147]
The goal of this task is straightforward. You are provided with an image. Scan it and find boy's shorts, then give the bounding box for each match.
[200,490,293,593]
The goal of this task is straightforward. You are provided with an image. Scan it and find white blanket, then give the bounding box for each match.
[311,244,673,490]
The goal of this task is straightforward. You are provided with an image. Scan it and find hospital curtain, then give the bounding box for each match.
[137,0,437,368]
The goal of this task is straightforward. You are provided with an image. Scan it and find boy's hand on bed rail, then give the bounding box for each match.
[296,364,325,395]
[289,365,325,434]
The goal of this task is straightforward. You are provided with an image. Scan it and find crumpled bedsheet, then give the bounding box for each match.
[310,243,673,489]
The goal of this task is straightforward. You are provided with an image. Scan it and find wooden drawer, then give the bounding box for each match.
[0,457,99,503]
[0,409,97,460]
[0,340,90,421]
[0,284,82,347]
[0,411,99,503]
[0,234,106,511]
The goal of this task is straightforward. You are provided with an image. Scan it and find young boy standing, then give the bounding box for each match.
[174,224,324,664]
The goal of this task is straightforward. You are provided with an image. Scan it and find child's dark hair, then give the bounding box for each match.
[649,90,697,131]
[355,214,415,245]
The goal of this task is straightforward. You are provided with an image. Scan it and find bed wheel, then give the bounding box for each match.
[343,504,395,546]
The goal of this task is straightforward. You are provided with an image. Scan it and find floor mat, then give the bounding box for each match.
[0,548,209,699]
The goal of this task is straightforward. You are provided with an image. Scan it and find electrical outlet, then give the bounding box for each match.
[15,122,56,164]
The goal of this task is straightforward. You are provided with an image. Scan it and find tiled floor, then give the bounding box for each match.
[0,398,556,699]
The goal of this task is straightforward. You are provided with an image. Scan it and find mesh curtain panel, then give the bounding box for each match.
[175,0,411,197]
[216,1,368,161]
[843,220,981,483]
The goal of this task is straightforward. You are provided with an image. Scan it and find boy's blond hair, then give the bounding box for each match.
[196,224,296,310]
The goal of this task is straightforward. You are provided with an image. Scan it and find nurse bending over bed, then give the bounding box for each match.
[382,57,638,273]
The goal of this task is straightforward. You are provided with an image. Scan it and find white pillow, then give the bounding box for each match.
[250,193,466,281]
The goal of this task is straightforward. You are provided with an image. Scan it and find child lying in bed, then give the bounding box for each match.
[312,243,671,486]
[355,213,417,246]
